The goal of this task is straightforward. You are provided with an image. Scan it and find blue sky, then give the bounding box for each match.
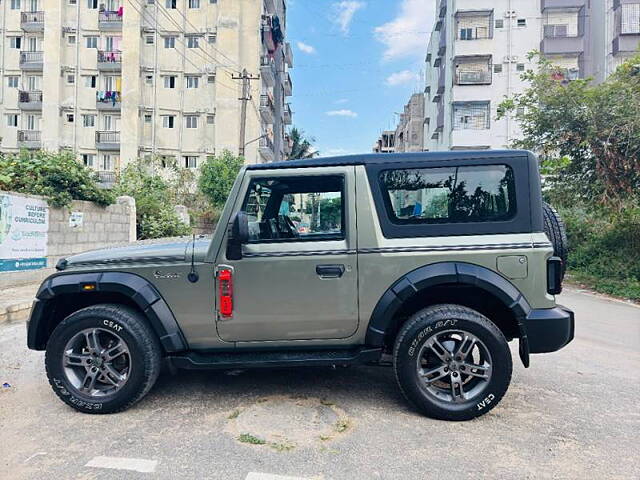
[287,0,436,156]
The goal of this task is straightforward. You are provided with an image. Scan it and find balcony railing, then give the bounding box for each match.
[259,94,274,124]
[18,90,43,110]
[19,51,43,70]
[284,72,292,96]
[96,171,117,188]
[284,42,293,68]
[96,90,121,109]
[283,103,292,125]
[97,50,122,70]
[455,69,492,85]
[259,136,274,162]
[95,131,121,150]
[17,130,41,148]
[99,10,123,30]
[260,56,276,87]
[20,11,44,31]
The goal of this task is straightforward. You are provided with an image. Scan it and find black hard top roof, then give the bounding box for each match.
[246,150,533,170]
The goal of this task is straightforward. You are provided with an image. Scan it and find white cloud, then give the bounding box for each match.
[332,1,366,34]
[374,0,434,61]
[385,70,419,86]
[296,41,316,54]
[326,109,358,118]
[335,98,349,104]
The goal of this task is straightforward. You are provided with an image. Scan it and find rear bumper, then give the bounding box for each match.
[523,305,575,354]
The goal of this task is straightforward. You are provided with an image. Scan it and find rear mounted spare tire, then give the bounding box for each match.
[543,202,568,280]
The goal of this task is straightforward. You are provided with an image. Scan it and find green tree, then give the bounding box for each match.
[113,156,191,239]
[198,150,244,208]
[287,127,319,160]
[497,52,640,208]
[0,150,113,208]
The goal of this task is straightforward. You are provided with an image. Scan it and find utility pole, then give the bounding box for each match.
[232,69,260,157]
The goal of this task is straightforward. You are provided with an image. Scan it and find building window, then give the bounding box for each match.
[144,114,152,123]
[100,154,114,171]
[516,63,525,72]
[517,18,526,27]
[185,76,199,88]
[66,113,75,123]
[495,19,504,29]
[82,114,95,127]
[164,36,176,48]
[145,75,153,85]
[145,35,154,45]
[10,0,21,10]
[165,0,176,8]
[621,4,640,34]
[68,35,77,45]
[9,37,22,49]
[456,12,492,40]
[162,116,175,128]
[85,75,97,88]
[210,0,217,3]
[163,76,176,88]
[7,76,19,88]
[184,156,198,168]
[452,102,490,130]
[208,34,217,44]
[544,24,568,38]
[186,36,199,48]
[82,154,95,167]
[454,56,492,85]
[6,114,19,127]
[87,0,98,9]
[86,36,98,48]
[185,115,198,128]
[188,0,200,8]
[69,0,77,4]
[494,64,503,73]
[207,75,216,84]
[206,114,214,124]
[67,74,75,84]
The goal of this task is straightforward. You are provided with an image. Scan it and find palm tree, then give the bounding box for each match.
[287,127,319,160]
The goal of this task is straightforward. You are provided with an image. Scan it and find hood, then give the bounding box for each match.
[58,240,210,270]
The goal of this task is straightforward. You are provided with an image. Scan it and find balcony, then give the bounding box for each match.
[284,133,292,156]
[96,171,117,189]
[99,10,123,31]
[541,35,584,54]
[283,71,292,96]
[438,0,446,18]
[20,11,44,32]
[283,103,292,125]
[454,56,492,85]
[17,130,41,149]
[258,136,274,162]
[613,34,640,55]
[97,51,122,71]
[264,0,276,15]
[95,131,120,150]
[284,42,293,68]
[19,51,43,71]
[437,65,446,94]
[541,0,586,11]
[18,90,42,110]
[438,23,447,56]
[436,104,445,132]
[259,95,274,124]
[96,91,121,111]
[260,56,275,87]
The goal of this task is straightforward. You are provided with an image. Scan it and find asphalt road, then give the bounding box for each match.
[1,288,638,480]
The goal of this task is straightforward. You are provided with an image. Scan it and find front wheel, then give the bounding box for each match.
[393,304,512,421]
[45,304,162,414]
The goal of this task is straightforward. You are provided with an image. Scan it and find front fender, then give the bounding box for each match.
[27,271,188,352]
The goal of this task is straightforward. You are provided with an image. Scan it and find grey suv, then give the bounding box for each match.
[27,151,574,421]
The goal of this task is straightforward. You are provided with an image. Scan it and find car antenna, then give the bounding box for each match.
[187,233,199,283]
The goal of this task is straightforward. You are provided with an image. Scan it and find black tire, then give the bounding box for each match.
[45,304,162,414]
[543,202,568,279]
[393,304,512,421]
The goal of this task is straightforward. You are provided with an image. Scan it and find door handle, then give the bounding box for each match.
[316,264,345,279]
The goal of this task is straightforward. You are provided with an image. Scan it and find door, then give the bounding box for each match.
[28,37,38,52]
[215,167,359,342]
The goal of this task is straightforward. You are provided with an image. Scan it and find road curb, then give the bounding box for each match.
[0,302,31,325]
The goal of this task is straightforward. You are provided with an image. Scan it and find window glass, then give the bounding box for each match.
[380,165,516,224]
[242,176,344,242]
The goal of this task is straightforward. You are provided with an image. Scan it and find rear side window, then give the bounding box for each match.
[380,165,516,224]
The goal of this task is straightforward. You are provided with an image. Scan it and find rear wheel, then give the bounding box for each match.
[393,304,512,421]
[45,304,162,414]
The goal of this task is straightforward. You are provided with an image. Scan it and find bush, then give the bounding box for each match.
[113,157,191,239]
[0,150,113,208]
[559,205,640,301]
[198,150,244,209]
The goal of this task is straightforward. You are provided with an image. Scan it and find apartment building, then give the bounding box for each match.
[372,130,395,153]
[0,0,293,184]
[424,0,640,151]
[372,92,424,153]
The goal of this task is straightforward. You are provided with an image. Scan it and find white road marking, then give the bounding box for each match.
[24,452,47,463]
[246,474,312,480]
[85,456,158,473]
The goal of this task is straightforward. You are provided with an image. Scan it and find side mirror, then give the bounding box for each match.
[226,211,249,260]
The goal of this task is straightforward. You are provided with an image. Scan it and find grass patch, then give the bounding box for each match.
[227,409,240,420]
[319,434,332,441]
[270,441,295,452]
[335,419,351,433]
[238,433,266,445]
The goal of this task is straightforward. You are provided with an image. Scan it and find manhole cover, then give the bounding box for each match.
[226,396,351,449]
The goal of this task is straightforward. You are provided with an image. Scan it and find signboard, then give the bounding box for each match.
[0,193,49,272]
[69,211,84,229]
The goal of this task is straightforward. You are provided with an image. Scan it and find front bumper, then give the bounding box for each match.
[518,305,575,367]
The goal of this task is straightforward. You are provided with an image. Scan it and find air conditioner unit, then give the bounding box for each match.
[504,11,516,18]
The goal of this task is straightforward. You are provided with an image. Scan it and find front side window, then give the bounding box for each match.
[242,175,345,243]
[380,165,516,224]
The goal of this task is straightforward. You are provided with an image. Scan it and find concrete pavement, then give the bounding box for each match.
[1,288,638,479]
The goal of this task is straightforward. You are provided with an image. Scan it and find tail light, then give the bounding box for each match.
[547,256,563,295]
[218,268,233,318]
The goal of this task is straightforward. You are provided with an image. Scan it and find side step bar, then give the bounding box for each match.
[167,347,383,370]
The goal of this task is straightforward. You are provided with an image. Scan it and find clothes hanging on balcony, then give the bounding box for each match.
[272,16,284,46]
[117,6,123,16]
[19,91,29,102]
[115,77,121,91]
